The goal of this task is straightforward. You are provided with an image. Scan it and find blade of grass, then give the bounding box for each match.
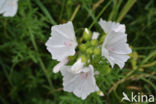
[82,1,97,28]
[59,0,66,21]
[108,0,123,21]
[140,50,156,65]
[34,0,57,25]
[117,0,136,22]
[141,61,156,68]
[134,46,156,50]
[70,4,81,21]
[89,0,112,29]
[29,28,54,90]
[0,95,9,104]
[108,69,136,94]
[140,78,156,92]
[92,0,104,11]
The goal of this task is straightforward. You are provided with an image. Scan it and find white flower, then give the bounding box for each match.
[99,19,125,33]
[0,0,18,17]
[60,65,99,100]
[99,19,132,69]
[92,32,99,40]
[53,58,68,73]
[71,58,84,73]
[45,21,77,61]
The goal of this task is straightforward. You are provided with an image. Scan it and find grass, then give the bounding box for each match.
[0,0,156,104]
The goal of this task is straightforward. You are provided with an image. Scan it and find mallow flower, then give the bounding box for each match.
[45,19,132,99]
[60,65,99,100]
[99,19,132,69]
[45,21,77,72]
[0,0,18,17]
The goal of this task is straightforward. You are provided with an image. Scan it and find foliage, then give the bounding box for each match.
[0,0,156,104]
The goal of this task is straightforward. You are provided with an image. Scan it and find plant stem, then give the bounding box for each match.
[29,29,53,89]
[70,4,81,21]
[35,0,57,25]
[89,0,112,29]
[117,0,136,22]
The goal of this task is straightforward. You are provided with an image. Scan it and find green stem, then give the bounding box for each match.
[70,5,81,21]
[35,0,57,25]
[59,0,66,21]
[88,0,112,29]
[117,0,136,22]
[29,29,53,89]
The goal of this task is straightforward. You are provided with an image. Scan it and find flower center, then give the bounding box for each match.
[81,72,90,80]
[64,40,73,47]
[108,48,114,51]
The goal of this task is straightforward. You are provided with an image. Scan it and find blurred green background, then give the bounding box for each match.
[0,0,156,104]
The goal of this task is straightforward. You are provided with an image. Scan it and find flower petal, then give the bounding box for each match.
[71,58,84,73]
[101,25,132,69]
[45,21,77,61]
[53,58,68,73]
[104,31,132,54]
[0,0,18,17]
[99,19,125,34]
[109,53,130,69]
[92,32,99,40]
[60,65,99,100]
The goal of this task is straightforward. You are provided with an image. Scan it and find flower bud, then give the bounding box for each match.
[68,56,76,61]
[80,55,87,63]
[79,44,87,51]
[104,65,111,74]
[86,48,93,54]
[91,39,98,46]
[97,90,104,96]
[93,48,101,55]
[83,28,92,41]
[99,34,106,44]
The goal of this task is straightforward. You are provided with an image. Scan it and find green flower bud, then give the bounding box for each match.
[97,90,104,96]
[99,34,106,44]
[91,39,98,46]
[104,65,111,74]
[86,48,93,54]
[79,44,87,51]
[80,55,87,63]
[94,48,101,55]
[83,28,92,41]
[68,56,75,61]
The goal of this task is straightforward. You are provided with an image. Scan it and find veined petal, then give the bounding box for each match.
[53,58,68,73]
[102,47,115,68]
[0,0,18,17]
[51,21,77,40]
[102,26,132,69]
[109,53,130,69]
[0,0,5,8]
[99,18,125,34]
[45,21,77,61]
[104,31,132,54]
[60,65,99,100]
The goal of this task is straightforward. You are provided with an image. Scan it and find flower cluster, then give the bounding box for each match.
[0,0,132,100]
[45,19,132,99]
[0,0,18,17]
